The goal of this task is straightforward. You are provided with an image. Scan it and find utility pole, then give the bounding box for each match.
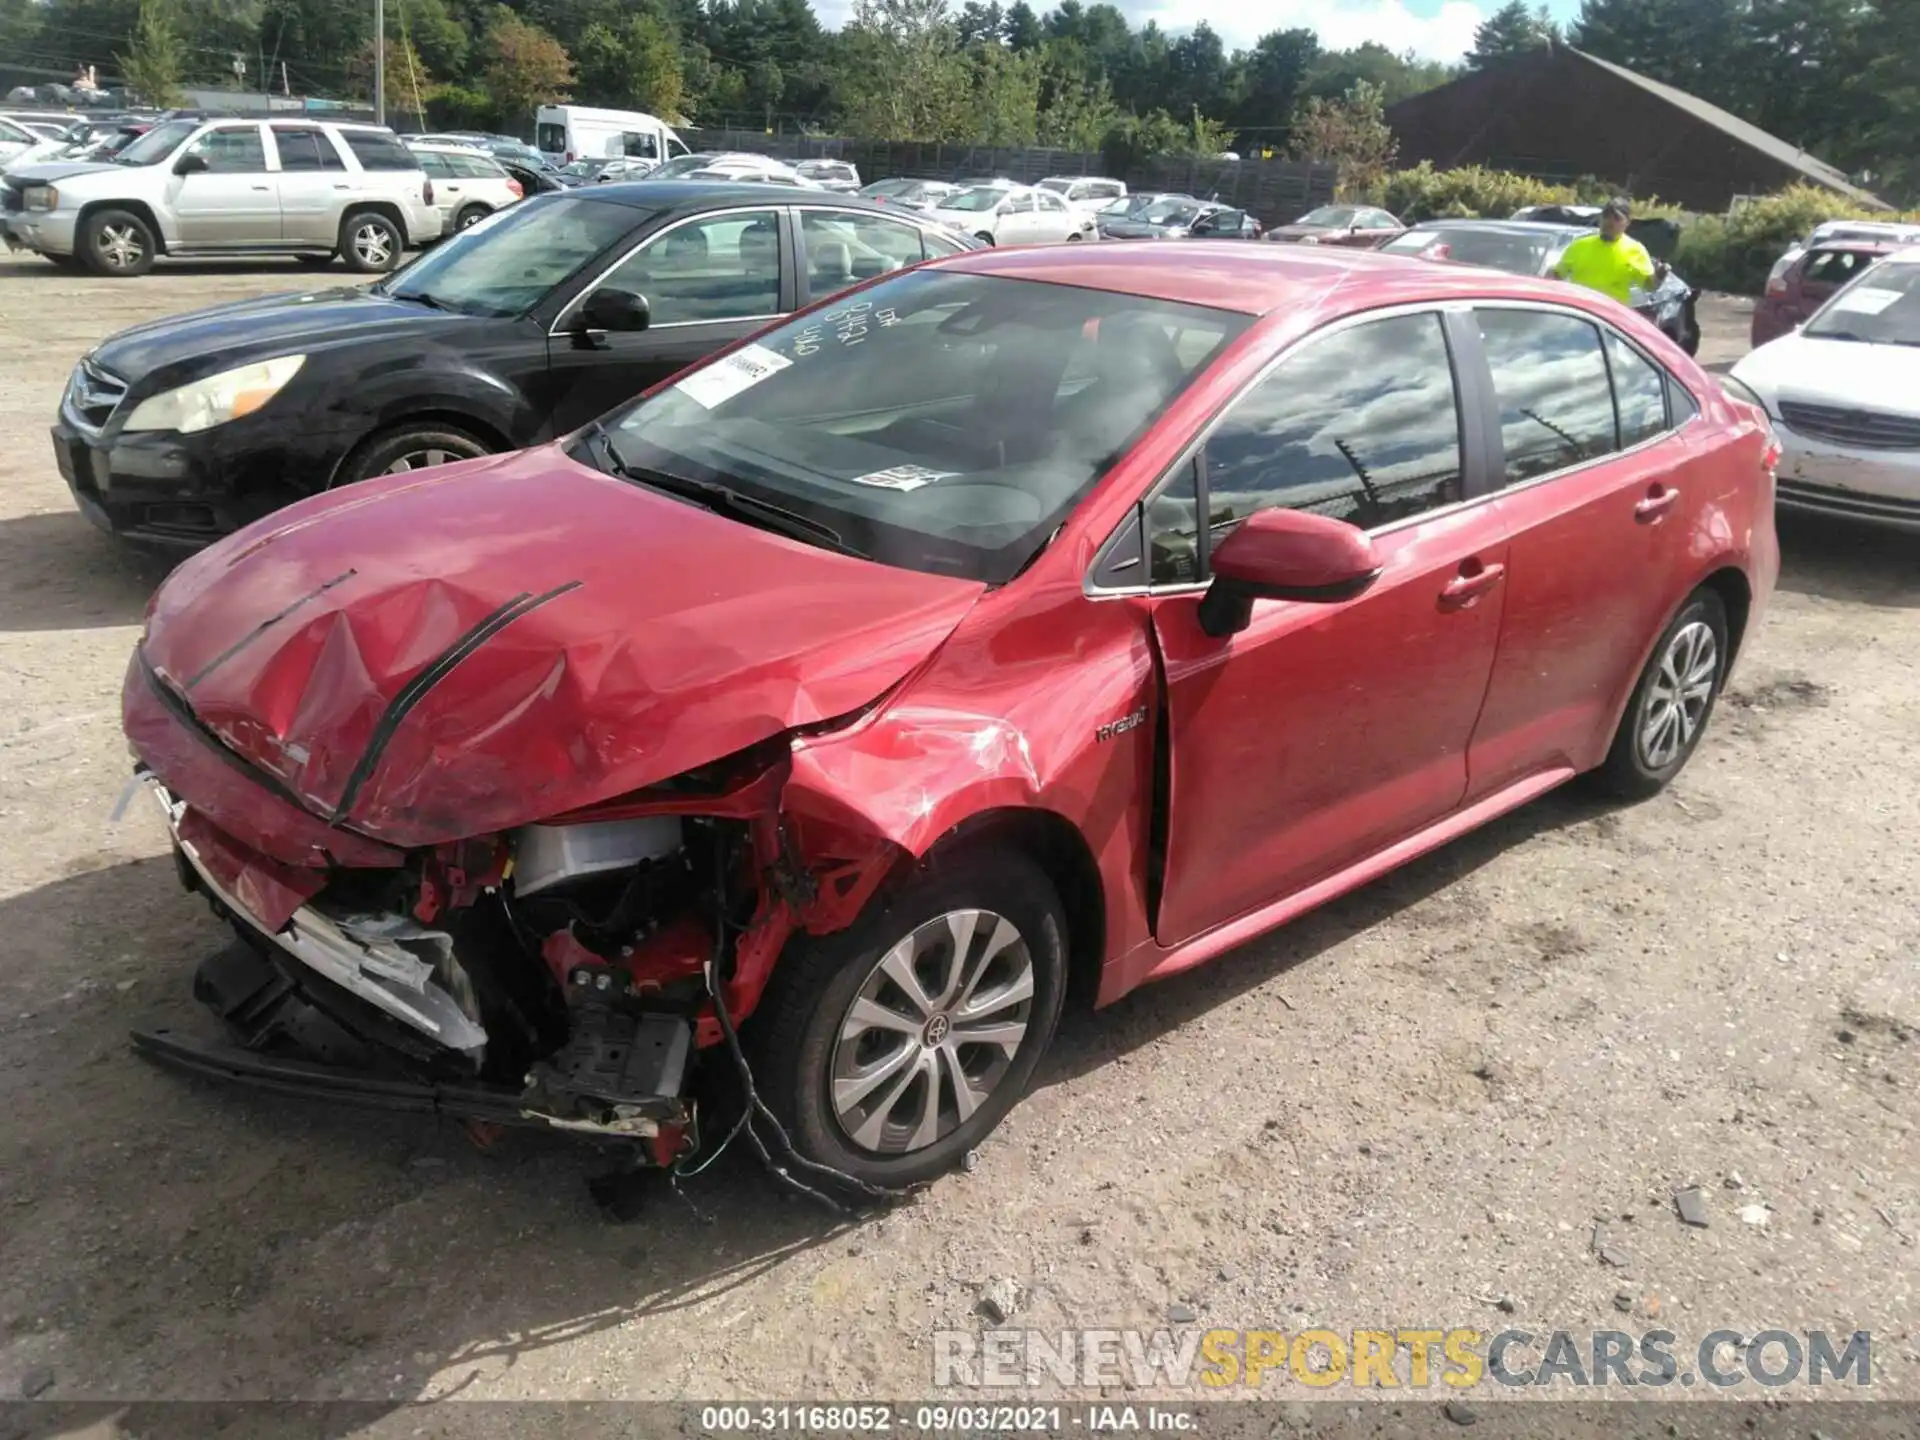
[374,0,386,124]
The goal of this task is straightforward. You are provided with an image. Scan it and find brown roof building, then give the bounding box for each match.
[1385,45,1885,212]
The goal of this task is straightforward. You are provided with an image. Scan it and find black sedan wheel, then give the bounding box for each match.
[338,423,491,485]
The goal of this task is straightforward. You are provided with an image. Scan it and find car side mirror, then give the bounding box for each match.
[1197,508,1382,638]
[573,288,650,346]
[995,202,1013,216]
[173,152,208,176]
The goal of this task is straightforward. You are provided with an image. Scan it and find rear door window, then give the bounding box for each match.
[1604,330,1670,447]
[1475,308,1617,484]
[272,127,344,171]
[1802,249,1876,291]
[341,130,419,171]
[801,209,926,297]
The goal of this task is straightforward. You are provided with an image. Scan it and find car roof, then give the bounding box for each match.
[1411,219,1584,238]
[579,180,919,215]
[931,241,1601,317]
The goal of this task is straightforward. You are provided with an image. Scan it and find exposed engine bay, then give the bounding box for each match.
[136,730,901,1210]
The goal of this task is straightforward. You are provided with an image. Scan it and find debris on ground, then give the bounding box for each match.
[1443,1399,1479,1426]
[1675,1187,1711,1228]
[1613,1290,1634,1313]
[1167,1301,1198,1324]
[19,1367,53,1399]
[977,1278,1018,1324]
[1725,1172,1744,1190]
[1591,1221,1631,1267]
[1738,1204,1771,1227]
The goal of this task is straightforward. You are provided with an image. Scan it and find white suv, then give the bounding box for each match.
[0,117,441,276]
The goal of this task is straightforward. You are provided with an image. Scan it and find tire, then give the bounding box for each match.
[295,253,335,268]
[336,422,491,484]
[974,231,996,247]
[1678,309,1701,357]
[339,209,403,273]
[454,204,491,231]
[749,849,1069,1190]
[1591,589,1730,800]
[78,207,156,277]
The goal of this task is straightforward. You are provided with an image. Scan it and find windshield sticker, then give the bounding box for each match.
[1833,286,1902,315]
[674,344,791,408]
[848,464,957,492]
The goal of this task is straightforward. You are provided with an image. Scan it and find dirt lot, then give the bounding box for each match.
[0,258,1915,1421]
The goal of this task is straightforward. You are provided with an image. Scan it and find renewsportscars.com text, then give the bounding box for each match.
[933,1327,1872,1391]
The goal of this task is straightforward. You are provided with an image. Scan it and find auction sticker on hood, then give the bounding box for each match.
[847,464,957,492]
[674,344,792,409]
[1832,287,1903,315]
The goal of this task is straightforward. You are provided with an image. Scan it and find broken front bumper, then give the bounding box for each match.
[149,777,488,1057]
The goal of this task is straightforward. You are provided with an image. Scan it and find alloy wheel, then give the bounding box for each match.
[829,909,1035,1156]
[98,223,144,271]
[352,222,394,269]
[1638,619,1718,769]
[383,447,463,474]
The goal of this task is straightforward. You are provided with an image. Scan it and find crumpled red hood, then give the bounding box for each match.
[134,445,983,848]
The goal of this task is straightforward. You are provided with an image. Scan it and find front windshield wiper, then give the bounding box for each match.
[582,422,866,559]
[390,290,454,311]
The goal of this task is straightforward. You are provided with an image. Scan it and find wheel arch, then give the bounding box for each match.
[340,200,410,246]
[1697,564,1753,671]
[327,409,512,489]
[76,198,167,254]
[895,806,1106,1014]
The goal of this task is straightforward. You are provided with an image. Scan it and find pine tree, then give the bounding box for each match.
[1468,0,1546,67]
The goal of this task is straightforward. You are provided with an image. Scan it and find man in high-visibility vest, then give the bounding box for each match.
[1553,198,1662,306]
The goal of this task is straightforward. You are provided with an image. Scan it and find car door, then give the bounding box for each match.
[543,204,791,433]
[1145,308,1512,945]
[1459,305,1702,798]
[170,123,277,247]
[1034,189,1079,241]
[268,125,350,245]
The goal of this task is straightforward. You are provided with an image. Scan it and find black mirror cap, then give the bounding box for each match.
[579,288,650,333]
[173,152,208,176]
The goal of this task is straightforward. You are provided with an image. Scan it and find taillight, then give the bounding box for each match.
[422,178,434,205]
[1765,276,1787,297]
[506,178,523,199]
[1761,434,1782,472]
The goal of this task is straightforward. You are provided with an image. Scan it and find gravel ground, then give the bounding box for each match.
[0,261,1914,1422]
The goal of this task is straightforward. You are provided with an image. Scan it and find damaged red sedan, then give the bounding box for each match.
[125,242,1778,1196]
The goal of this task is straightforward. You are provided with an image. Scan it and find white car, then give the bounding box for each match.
[649,152,815,186]
[408,141,525,231]
[795,158,861,193]
[0,115,38,166]
[1,117,441,275]
[1726,247,1920,532]
[925,184,1096,246]
[1038,175,1127,213]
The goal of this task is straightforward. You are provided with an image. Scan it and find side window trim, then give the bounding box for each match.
[1087,302,1480,598]
[547,205,791,335]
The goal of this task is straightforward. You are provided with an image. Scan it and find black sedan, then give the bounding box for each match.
[52,183,979,548]
[1382,218,1702,354]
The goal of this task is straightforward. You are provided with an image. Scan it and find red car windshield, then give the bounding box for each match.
[598,270,1249,583]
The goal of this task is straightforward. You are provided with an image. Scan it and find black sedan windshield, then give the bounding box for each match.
[599,270,1248,583]
[380,195,642,316]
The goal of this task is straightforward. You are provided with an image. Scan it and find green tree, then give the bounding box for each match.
[349,34,432,116]
[968,38,1039,143]
[836,0,970,139]
[1304,43,1455,106]
[1229,27,1321,144]
[578,11,684,116]
[1288,78,1399,195]
[116,0,185,106]
[1001,0,1040,51]
[482,10,574,124]
[1468,1,1548,67]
